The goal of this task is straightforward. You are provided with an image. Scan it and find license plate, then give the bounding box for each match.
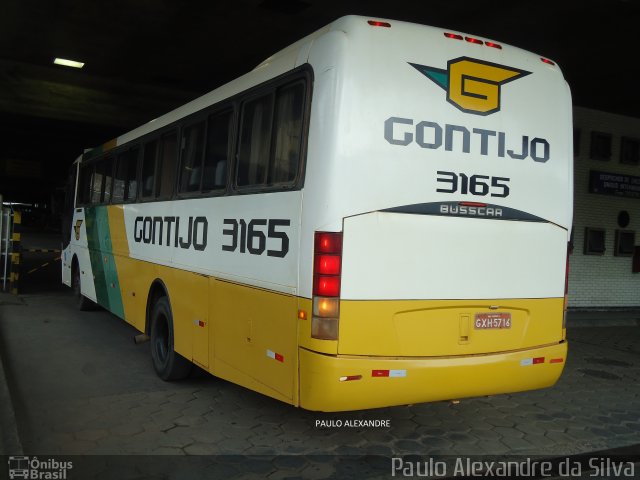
[474,312,511,329]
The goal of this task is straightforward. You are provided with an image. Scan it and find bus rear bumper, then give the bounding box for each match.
[299,342,567,412]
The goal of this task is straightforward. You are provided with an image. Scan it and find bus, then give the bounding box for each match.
[62,15,572,412]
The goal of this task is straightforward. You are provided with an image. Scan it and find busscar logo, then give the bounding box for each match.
[409,57,530,115]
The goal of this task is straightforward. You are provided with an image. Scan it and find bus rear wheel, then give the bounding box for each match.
[73,261,94,311]
[150,296,192,381]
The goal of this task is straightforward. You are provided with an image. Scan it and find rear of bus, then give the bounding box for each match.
[298,16,572,411]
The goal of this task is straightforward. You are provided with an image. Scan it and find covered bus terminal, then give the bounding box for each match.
[1,267,639,477]
[2,1,640,478]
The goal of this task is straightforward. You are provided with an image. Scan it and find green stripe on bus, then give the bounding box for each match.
[85,206,125,318]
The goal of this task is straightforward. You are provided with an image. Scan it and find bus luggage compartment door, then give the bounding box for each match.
[338,211,567,357]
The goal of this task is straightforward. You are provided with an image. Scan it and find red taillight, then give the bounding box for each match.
[541,57,555,65]
[313,232,342,296]
[312,232,343,340]
[444,32,463,40]
[314,254,341,275]
[315,232,342,255]
[313,275,341,297]
[445,32,502,50]
[465,36,483,45]
[368,20,391,28]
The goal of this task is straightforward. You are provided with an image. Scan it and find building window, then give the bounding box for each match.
[590,131,612,161]
[584,227,606,255]
[620,137,640,165]
[614,230,635,257]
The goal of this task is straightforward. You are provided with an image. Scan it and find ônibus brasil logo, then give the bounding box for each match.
[409,57,530,116]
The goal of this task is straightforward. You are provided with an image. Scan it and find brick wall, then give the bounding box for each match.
[569,106,640,308]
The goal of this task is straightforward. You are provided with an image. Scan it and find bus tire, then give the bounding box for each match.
[73,261,94,311]
[150,296,192,381]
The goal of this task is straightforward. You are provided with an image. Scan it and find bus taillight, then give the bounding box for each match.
[312,232,342,340]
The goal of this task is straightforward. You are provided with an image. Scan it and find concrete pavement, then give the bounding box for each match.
[0,290,639,479]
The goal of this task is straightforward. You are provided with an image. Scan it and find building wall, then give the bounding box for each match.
[569,106,640,308]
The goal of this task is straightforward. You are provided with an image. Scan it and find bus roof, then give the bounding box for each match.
[82,15,564,160]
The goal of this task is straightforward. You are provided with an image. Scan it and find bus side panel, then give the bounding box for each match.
[68,207,97,302]
[109,253,208,363]
[83,206,125,318]
[107,204,209,364]
[211,279,298,404]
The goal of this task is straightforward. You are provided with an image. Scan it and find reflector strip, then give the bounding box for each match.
[339,375,362,382]
[266,350,284,362]
[550,358,564,364]
[521,357,545,366]
[372,369,406,377]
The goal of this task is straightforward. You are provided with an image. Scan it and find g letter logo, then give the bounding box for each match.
[409,57,530,115]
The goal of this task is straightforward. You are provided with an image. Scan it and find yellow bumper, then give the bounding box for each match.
[299,341,567,411]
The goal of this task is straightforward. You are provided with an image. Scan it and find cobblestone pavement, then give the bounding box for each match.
[1,292,639,479]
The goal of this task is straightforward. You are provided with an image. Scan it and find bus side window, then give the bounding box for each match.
[237,94,274,187]
[179,122,206,194]
[90,161,104,204]
[203,109,232,191]
[101,156,114,204]
[141,140,158,199]
[125,147,139,201]
[113,154,126,203]
[113,147,140,203]
[78,163,92,205]
[270,82,304,185]
[158,131,178,198]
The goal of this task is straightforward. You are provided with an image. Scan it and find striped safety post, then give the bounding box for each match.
[9,210,21,295]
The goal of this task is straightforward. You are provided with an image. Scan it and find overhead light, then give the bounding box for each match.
[53,58,84,69]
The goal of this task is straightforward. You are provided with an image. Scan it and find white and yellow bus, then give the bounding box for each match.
[62,15,573,412]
